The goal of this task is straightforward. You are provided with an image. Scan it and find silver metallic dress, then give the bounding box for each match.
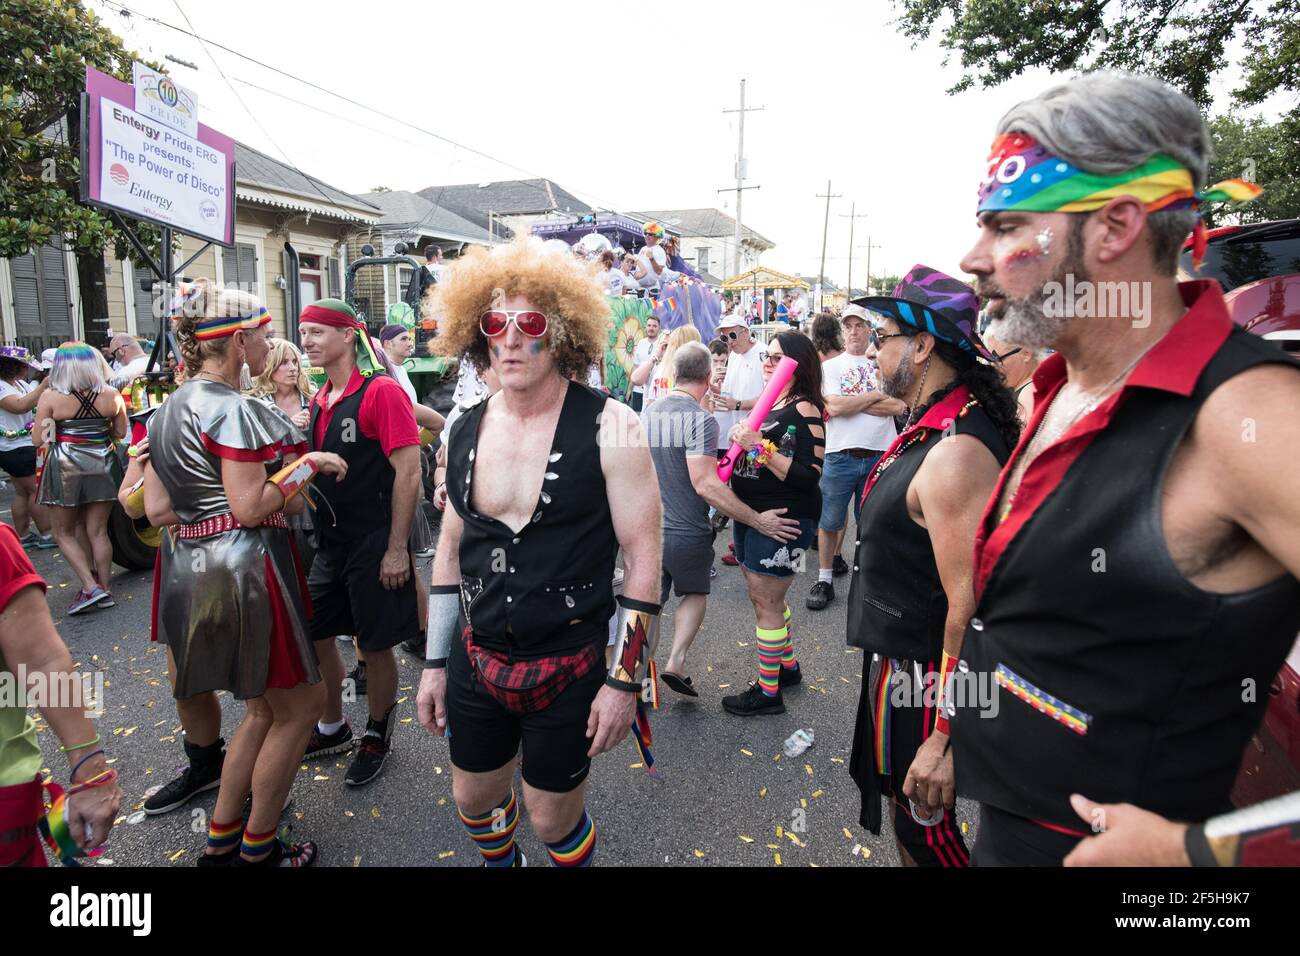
[149,380,319,700]
[37,415,125,506]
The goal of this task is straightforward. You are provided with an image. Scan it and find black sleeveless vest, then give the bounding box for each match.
[954,329,1300,828]
[445,382,618,658]
[310,374,394,547]
[847,394,1011,661]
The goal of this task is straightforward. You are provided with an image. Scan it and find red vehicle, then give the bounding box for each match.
[1182,219,1300,806]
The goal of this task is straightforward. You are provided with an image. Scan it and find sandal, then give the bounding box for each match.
[234,837,318,868]
[660,672,699,698]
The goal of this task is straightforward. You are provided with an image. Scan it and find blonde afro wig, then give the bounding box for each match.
[432,238,612,380]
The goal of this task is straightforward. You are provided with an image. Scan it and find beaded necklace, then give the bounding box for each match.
[868,397,980,486]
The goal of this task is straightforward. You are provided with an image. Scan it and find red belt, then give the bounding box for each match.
[176,511,288,539]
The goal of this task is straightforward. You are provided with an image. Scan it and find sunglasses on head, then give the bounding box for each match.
[479,309,549,338]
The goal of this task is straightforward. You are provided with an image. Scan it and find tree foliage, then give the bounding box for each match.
[0,0,164,261]
[893,0,1299,220]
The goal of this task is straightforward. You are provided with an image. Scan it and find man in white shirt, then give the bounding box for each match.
[629,315,661,412]
[107,335,150,388]
[807,305,906,610]
[637,222,669,291]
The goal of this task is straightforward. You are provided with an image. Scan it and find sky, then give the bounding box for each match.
[86,0,1281,289]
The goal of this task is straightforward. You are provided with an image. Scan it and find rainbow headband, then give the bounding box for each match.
[193,307,272,340]
[977,132,1262,269]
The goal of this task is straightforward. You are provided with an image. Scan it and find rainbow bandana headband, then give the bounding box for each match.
[193,307,272,341]
[977,132,1263,269]
[299,298,385,377]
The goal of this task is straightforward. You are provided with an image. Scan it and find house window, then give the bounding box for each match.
[695,247,710,274]
[221,242,258,295]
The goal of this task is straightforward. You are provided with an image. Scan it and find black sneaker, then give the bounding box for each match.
[806,580,834,610]
[346,661,367,696]
[779,663,803,688]
[721,683,785,717]
[144,757,223,815]
[345,707,395,787]
[400,634,425,659]
[304,721,354,760]
[832,555,850,578]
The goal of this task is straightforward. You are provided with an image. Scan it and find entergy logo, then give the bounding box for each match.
[49,886,152,936]
[109,163,130,187]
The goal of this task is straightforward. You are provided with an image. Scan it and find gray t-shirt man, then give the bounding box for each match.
[643,391,719,536]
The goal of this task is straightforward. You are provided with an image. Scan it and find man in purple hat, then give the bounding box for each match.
[845,266,1022,867]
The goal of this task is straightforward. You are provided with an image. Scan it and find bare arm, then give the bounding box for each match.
[0,378,46,414]
[222,457,289,527]
[142,463,179,526]
[826,390,907,418]
[385,443,421,551]
[0,585,121,848]
[686,453,800,541]
[600,400,662,603]
[413,402,445,435]
[31,392,52,450]
[99,390,128,440]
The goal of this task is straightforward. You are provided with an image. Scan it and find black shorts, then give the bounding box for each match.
[308,526,418,651]
[445,634,605,793]
[660,532,713,600]
[0,446,37,479]
[970,803,1083,866]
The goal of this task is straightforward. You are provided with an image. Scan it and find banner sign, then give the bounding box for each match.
[81,65,235,247]
[132,61,199,138]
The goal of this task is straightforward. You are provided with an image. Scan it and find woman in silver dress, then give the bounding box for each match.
[33,342,127,614]
[143,279,345,867]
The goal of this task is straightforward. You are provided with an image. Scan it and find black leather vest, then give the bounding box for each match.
[309,374,393,547]
[954,329,1300,828]
[445,382,618,658]
[847,396,1010,660]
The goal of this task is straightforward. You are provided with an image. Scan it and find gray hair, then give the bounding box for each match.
[997,72,1210,274]
[673,341,712,385]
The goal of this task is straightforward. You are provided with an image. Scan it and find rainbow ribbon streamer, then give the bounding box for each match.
[630,661,659,777]
[37,770,117,866]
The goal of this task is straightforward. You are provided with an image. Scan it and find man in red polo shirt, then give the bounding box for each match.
[951,71,1300,865]
[298,300,422,787]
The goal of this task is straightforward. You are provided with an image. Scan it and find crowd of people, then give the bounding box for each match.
[3,69,1300,869]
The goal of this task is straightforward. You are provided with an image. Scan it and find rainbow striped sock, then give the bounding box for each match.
[240,826,277,862]
[781,606,799,670]
[206,817,242,856]
[458,789,520,867]
[546,809,596,867]
[756,624,787,697]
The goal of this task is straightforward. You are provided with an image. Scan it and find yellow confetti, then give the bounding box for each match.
[830,757,845,764]
[400,717,413,725]
[787,832,807,848]
[961,821,969,835]
[313,774,330,781]
[438,850,456,860]
[629,762,644,769]
[718,683,731,689]
[773,853,783,866]
[168,849,185,862]
[707,666,714,673]
[371,807,381,819]
[840,677,851,683]
[800,798,807,808]
[811,789,825,798]
[776,825,784,838]
[693,849,705,858]
[354,855,362,867]
[805,764,814,776]
[739,835,754,844]
[810,862,820,868]
[345,811,355,817]
[397,696,408,704]
[862,847,872,859]
[437,798,446,806]
[113,816,125,825]
[766,843,780,849]
[122,726,137,736]
[740,748,753,757]
[759,787,767,797]
[434,766,443,775]
[143,768,153,775]
[815,676,826,683]
[159,735,176,743]
[736,641,749,647]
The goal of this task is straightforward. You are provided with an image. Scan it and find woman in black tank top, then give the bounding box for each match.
[721,332,826,717]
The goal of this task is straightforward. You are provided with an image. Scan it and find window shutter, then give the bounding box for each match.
[238,243,257,295]
[11,253,41,338]
[327,257,341,297]
[222,245,239,286]
[40,244,72,339]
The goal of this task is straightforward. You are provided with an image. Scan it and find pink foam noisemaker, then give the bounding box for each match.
[717,356,798,482]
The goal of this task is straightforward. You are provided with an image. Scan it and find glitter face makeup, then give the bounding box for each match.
[1036,227,1054,255]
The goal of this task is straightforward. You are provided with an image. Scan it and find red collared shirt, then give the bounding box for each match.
[311,367,419,457]
[973,280,1233,599]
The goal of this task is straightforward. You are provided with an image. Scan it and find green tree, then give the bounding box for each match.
[894,0,1298,220]
[869,273,903,295]
[0,0,165,339]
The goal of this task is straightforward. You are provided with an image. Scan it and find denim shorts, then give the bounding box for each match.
[818,450,882,532]
[732,517,817,578]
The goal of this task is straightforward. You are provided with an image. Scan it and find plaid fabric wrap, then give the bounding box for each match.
[462,627,601,715]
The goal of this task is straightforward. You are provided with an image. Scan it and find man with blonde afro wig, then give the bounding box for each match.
[419,239,663,866]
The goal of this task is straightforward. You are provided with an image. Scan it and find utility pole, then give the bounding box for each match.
[840,203,868,296]
[816,180,842,310]
[720,79,763,278]
[864,236,883,293]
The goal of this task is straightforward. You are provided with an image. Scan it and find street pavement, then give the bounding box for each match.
[8,486,977,867]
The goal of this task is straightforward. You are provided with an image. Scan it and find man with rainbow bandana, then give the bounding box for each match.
[950,71,1300,865]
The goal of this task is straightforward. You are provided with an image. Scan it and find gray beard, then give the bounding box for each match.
[985,256,1088,352]
[881,343,915,400]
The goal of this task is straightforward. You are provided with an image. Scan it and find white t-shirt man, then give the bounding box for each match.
[820,351,897,453]
[604,269,627,296]
[713,344,766,450]
[631,332,659,398]
[638,244,667,289]
[111,353,150,389]
[390,362,419,404]
[0,379,36,452]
